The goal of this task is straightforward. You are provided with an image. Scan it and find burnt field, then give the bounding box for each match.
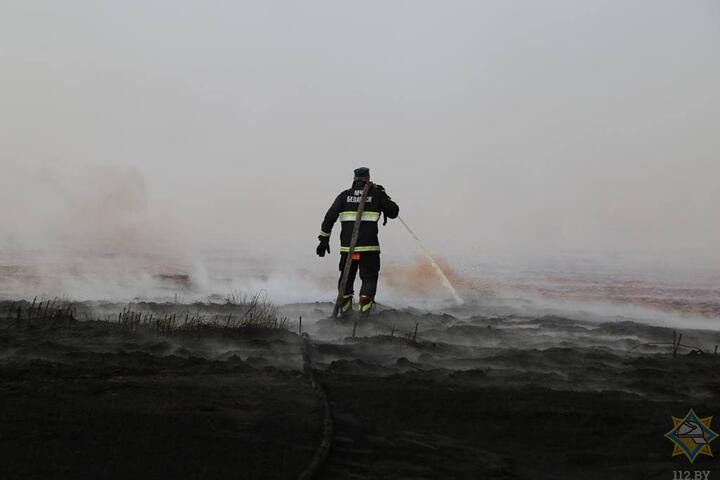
[1,299,720,479]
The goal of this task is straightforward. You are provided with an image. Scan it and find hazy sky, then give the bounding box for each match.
[2,0,719,269]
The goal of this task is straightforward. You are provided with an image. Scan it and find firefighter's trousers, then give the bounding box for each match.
[338,252,380,299]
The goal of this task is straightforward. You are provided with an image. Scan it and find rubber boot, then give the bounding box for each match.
[358,295,375,315]
[339,294,354,317]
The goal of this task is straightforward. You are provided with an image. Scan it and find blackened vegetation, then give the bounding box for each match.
[3,297,77,329]
[113,302,289,333]
[0,297,323,480]
[309,311,720,479]
[2,299,720,479]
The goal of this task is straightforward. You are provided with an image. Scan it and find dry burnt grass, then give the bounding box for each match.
[309,311,720,479]
[2,300,720,479]
[0,299,321,480]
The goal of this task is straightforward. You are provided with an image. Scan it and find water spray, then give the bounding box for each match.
[398,216,464,305]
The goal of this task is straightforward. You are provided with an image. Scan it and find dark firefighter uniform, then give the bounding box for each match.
[316,167,399,315]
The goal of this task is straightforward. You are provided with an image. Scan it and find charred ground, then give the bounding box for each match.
[1,299,719,479]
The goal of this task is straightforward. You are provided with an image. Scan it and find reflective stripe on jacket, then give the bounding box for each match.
[319,181,399,252]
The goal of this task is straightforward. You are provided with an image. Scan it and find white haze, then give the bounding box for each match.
[1,1,719,308]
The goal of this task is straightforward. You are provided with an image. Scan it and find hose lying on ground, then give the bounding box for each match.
[296,334,334,480]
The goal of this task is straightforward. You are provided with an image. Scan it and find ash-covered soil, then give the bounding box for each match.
[0,302,318,480]
[1,299,720,479]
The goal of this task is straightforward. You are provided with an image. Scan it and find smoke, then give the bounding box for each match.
[0,162,150,249]
[0,161,197,300]
[1,1,719,312]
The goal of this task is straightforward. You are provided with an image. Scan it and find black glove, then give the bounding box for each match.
[316,236,330,257]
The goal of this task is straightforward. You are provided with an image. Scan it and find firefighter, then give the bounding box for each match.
[316,167,399,315]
